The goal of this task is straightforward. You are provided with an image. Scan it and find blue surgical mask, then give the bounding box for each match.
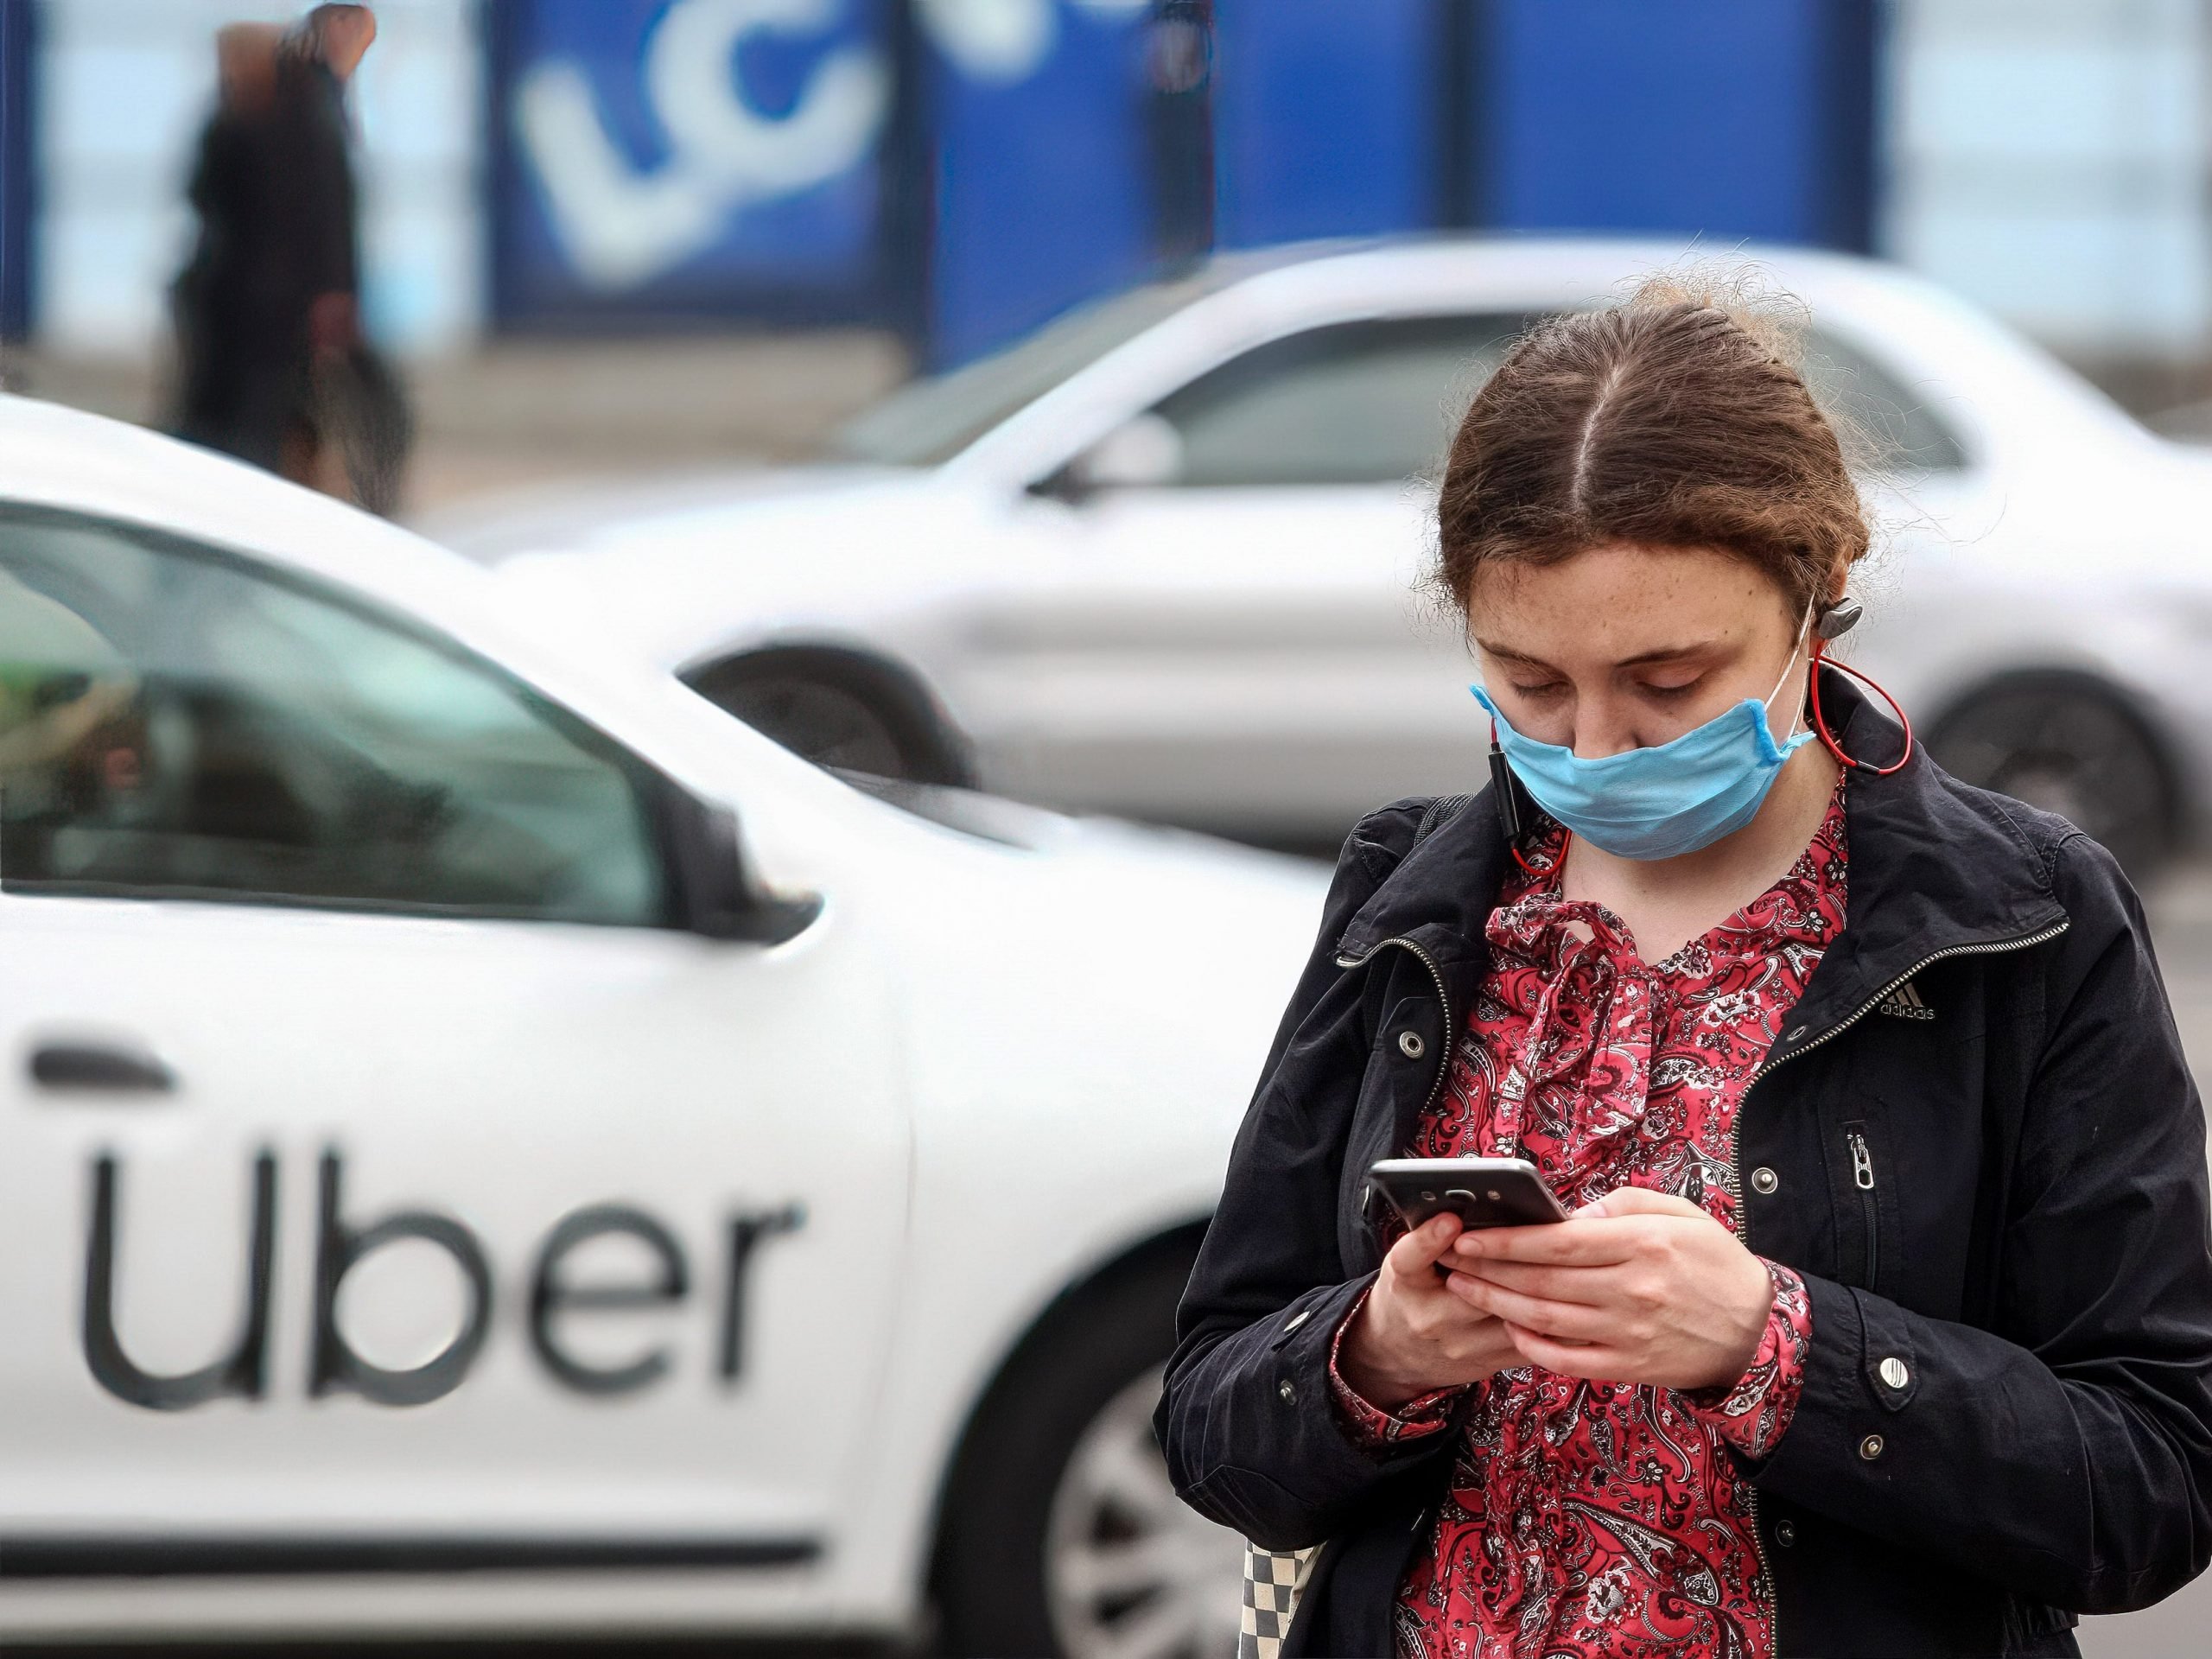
[1471,609,1816,861]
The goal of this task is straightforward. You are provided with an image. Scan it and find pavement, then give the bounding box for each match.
[2,333,911,517]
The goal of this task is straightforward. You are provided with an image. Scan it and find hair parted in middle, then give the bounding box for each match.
[1433,270,1871,624]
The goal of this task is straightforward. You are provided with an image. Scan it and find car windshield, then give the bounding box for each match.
[834,278,1211,467]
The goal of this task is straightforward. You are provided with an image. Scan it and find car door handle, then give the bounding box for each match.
[29,1042,177,1096]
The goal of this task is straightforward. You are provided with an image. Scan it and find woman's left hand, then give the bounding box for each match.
[1441,1186,1775,1391]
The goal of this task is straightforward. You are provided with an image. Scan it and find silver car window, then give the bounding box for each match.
[1147,314,1967,488]
[1799,329,1969,474]
[836,279,1211,467]
[1147,315,1529,488]
[0,509,668,926]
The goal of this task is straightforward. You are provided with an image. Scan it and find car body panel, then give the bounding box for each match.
[0,399,1324,1637]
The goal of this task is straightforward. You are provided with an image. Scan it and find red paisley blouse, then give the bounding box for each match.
[1330,784,1845,1658]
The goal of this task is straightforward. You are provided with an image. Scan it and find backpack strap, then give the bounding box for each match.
[1410,791,1475,852]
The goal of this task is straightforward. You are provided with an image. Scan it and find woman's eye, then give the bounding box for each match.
[1510,682,1566,701]
[1642,680,1701,702]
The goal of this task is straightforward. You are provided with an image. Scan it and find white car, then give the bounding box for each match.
[448,237,2212,874]
[0,397,1327,1651]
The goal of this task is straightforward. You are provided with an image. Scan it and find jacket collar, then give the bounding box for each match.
[1335,672,2068,1031]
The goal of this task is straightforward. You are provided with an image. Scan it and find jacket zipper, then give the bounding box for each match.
[1724,918,2070,1638]
[1847,1129,1878,1287]
[1337,936,1455,1116]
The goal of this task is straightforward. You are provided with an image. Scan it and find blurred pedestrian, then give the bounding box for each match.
[1160,277,2212,1654]
[169,22,283,465]
[170,6,407,512]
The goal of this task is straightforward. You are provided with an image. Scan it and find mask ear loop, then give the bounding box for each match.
[1808,637,1916,776]
[1489,717,1566,875]
[1767,598,1817,739]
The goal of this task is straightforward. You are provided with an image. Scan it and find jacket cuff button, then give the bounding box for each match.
[1859,1433,1885,1461]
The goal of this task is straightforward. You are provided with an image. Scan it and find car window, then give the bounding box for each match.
[1146,315,1527,488]
[1798,330,1968,474]
[0,510,668,925]
[1142,314,1965,487]
[836,278,1211,467]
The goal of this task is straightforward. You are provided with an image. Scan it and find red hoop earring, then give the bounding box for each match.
[1808,639,1915,776]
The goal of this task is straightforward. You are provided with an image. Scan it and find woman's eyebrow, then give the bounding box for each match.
[1613,640,1726,668]
[1471,639,1552,669]
[1475,639,1727,670]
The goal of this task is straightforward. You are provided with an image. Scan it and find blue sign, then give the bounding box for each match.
[1211,0,1433,249]
[488,0,894,326]
[0,0,29,340]
[925,0,1155,367]
[1484,0,1875,251]
[480,1,1878,356]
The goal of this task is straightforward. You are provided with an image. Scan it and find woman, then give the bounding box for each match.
[1159,280,2212,1657]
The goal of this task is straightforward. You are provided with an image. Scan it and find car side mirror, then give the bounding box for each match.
[1058,413,1185,498]
[663,786,820,945]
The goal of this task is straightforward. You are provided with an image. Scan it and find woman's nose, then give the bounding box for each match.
[1569,702,1642,760]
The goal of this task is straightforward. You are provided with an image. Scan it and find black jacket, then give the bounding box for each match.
[1160,676,2212,1656]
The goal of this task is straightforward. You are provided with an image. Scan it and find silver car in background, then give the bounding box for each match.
[460,238,2212,874]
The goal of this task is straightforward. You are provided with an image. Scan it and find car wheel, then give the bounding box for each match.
[688,650,971,786]
[1925,677,2176,878]
[933,1248,1244,1659]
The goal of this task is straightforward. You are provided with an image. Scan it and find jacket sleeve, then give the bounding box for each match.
[1758,832,2212,1612]
[1156,802,1462,1549]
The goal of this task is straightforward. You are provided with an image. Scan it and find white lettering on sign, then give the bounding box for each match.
[518,0,1154,290]
[517,0,893,290]
[918,0,1149,82]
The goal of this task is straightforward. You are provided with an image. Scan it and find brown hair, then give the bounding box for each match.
[1434,274,1869,621]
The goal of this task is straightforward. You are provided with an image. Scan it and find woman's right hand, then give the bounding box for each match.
[1338,1213,1525,1409]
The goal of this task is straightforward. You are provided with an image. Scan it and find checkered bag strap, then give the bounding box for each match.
[1237,1541,1319,1659]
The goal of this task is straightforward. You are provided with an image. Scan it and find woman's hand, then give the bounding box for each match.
[1442,1186,1774,1391]
[1338,1213,1524,1409]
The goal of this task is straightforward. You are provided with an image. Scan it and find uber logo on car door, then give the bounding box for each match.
[80,1147,804,1411]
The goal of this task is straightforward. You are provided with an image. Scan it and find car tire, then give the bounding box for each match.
[932,1241,1243,1659]
[1924,676,2177,879]
[688,649,973,787]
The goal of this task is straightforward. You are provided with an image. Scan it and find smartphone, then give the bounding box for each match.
[1366,1157,1569,1232]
